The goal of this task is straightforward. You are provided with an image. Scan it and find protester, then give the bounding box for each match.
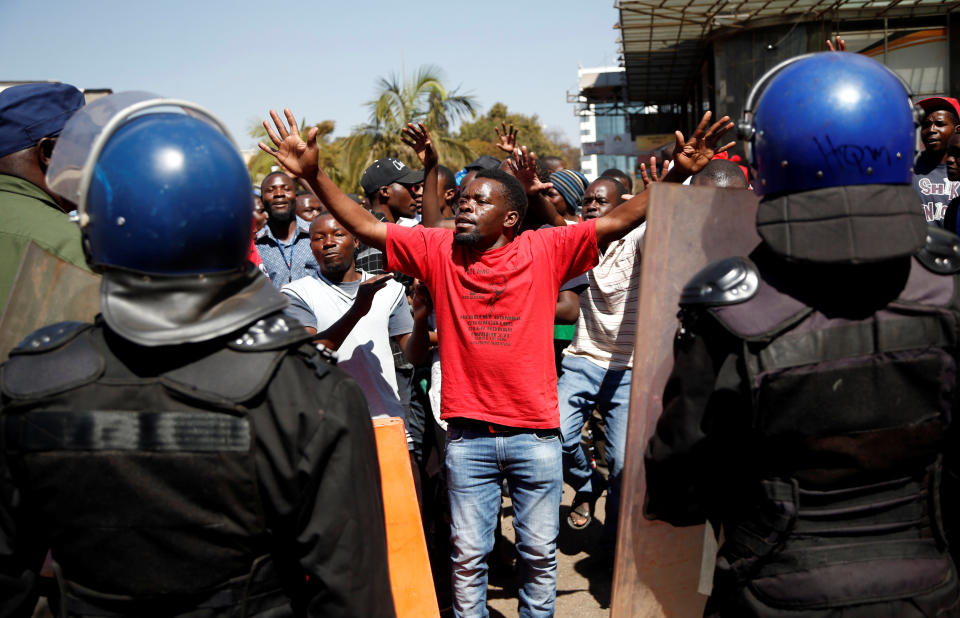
[254,171,318,287]
[943,134,960,233]
[361,157,423,226]
[913,96,960,224]
[294,191,324,221]
[282,213,428,419]
[689,158,749,189]
[0,94,394,617]
[557,176,637,562]
[259,107,732,617]
[600,167,633,193]
[0,83,88,309]
[546,168,587,224]
[646,52,960,615]
[253,190,268,233]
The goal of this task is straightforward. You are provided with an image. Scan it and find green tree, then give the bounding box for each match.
[340,65,478,192]
[457,102,580,170]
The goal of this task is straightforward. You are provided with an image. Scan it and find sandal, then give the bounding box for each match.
[566,491,597,530]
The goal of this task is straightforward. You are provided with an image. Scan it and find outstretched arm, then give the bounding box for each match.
[287,274,394,350]
[400,283,434,366]
[402,123,450,229]
[596,111,735,247]
[260,108,386,250]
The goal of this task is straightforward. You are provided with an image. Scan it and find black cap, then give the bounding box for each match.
[360,157,425,195]
[464,155,500,171]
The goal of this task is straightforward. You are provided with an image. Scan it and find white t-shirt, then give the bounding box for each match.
[564,223,646,370]
[282,271,414,417]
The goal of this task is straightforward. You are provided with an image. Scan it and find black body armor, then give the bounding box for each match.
[647,235,960,616]
[0,315,395,618]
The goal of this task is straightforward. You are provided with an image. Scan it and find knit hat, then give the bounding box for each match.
[549,169,588,212]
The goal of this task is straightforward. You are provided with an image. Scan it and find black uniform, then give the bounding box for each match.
[0,313,396,618]
[645,185,960,616]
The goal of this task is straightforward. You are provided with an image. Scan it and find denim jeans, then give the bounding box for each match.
[445,424,562,618]
[558,355,632,543]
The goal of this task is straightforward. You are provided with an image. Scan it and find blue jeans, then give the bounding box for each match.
[445,424,562,618]
[558,355,632,542]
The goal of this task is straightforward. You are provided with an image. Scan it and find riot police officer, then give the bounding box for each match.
[645,52,960,616]
[0,93,395,617]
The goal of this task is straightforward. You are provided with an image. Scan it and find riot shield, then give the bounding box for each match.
[0,241,99,361]
[611,183,760,617]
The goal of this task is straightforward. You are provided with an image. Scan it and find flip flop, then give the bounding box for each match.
[566,491,596,530]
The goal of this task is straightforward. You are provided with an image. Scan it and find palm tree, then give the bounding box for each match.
[341,65,478,192]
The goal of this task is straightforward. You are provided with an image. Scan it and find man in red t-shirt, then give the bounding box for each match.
[258,108,734,617]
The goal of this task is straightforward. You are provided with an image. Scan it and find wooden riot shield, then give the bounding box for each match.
[0,241,99,361]
[611,183,760,617]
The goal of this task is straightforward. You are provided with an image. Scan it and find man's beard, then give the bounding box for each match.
[268,205,294,225]
[320,259,351,278]
[453,230,480,246]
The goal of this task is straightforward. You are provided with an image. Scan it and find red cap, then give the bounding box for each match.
[918,97,960,122]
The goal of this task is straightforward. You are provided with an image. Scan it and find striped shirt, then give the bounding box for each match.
[564,223,645,370]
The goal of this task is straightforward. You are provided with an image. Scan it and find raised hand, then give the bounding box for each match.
[826,36,846,52]
[353,273,393,316]
[509,146,552,195]
[411,282,433,322]
[258,108,319,179]
[639,155,670,189]
[669,111,735,180]
[401,123,438,169]
[494,122,519,155]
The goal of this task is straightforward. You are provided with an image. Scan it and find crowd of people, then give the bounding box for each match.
[0,39,959,618]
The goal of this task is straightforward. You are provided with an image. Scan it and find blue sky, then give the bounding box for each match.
[1,0,622,154]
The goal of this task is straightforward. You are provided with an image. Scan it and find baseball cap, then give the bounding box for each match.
[918,97,960,122]
[464,155,501,171]
[360,157,424,195]
[0,83,85,158]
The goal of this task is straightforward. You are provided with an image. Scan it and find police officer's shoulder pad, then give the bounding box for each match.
[680,257,759,307]
[2,323,103,399]
[917,227,960,275]
[10,321,91,355]
[228,314,313,352]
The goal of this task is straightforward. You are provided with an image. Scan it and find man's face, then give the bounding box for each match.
[410,182,424,216]
[945,134,960,182]
[295,194,323,221]
[455,178,510,246]
[262,174,296,223]
[582,179,621,220]
[386,182,417,219]
[310,214,357,277]
[253,196,268,231]
[921,110,958,155]
[540,186,567,216]
[437,171,456,203]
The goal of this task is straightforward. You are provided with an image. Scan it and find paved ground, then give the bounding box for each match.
[434,483,613,618]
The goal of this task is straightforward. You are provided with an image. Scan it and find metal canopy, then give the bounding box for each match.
[616,0,957,104]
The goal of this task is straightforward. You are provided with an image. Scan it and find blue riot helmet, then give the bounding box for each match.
[739,52,916,196]
[47,92,252,274]
[46,93,286,346]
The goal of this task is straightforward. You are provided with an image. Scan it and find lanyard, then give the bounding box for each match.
[279,239,295,269]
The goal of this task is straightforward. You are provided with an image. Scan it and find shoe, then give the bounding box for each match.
[566,491,597,530]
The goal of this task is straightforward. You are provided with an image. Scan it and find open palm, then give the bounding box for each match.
[258,108,319,179]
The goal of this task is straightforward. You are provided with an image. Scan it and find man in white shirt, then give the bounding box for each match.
[282,213,429,418]
[558,177,642,561]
